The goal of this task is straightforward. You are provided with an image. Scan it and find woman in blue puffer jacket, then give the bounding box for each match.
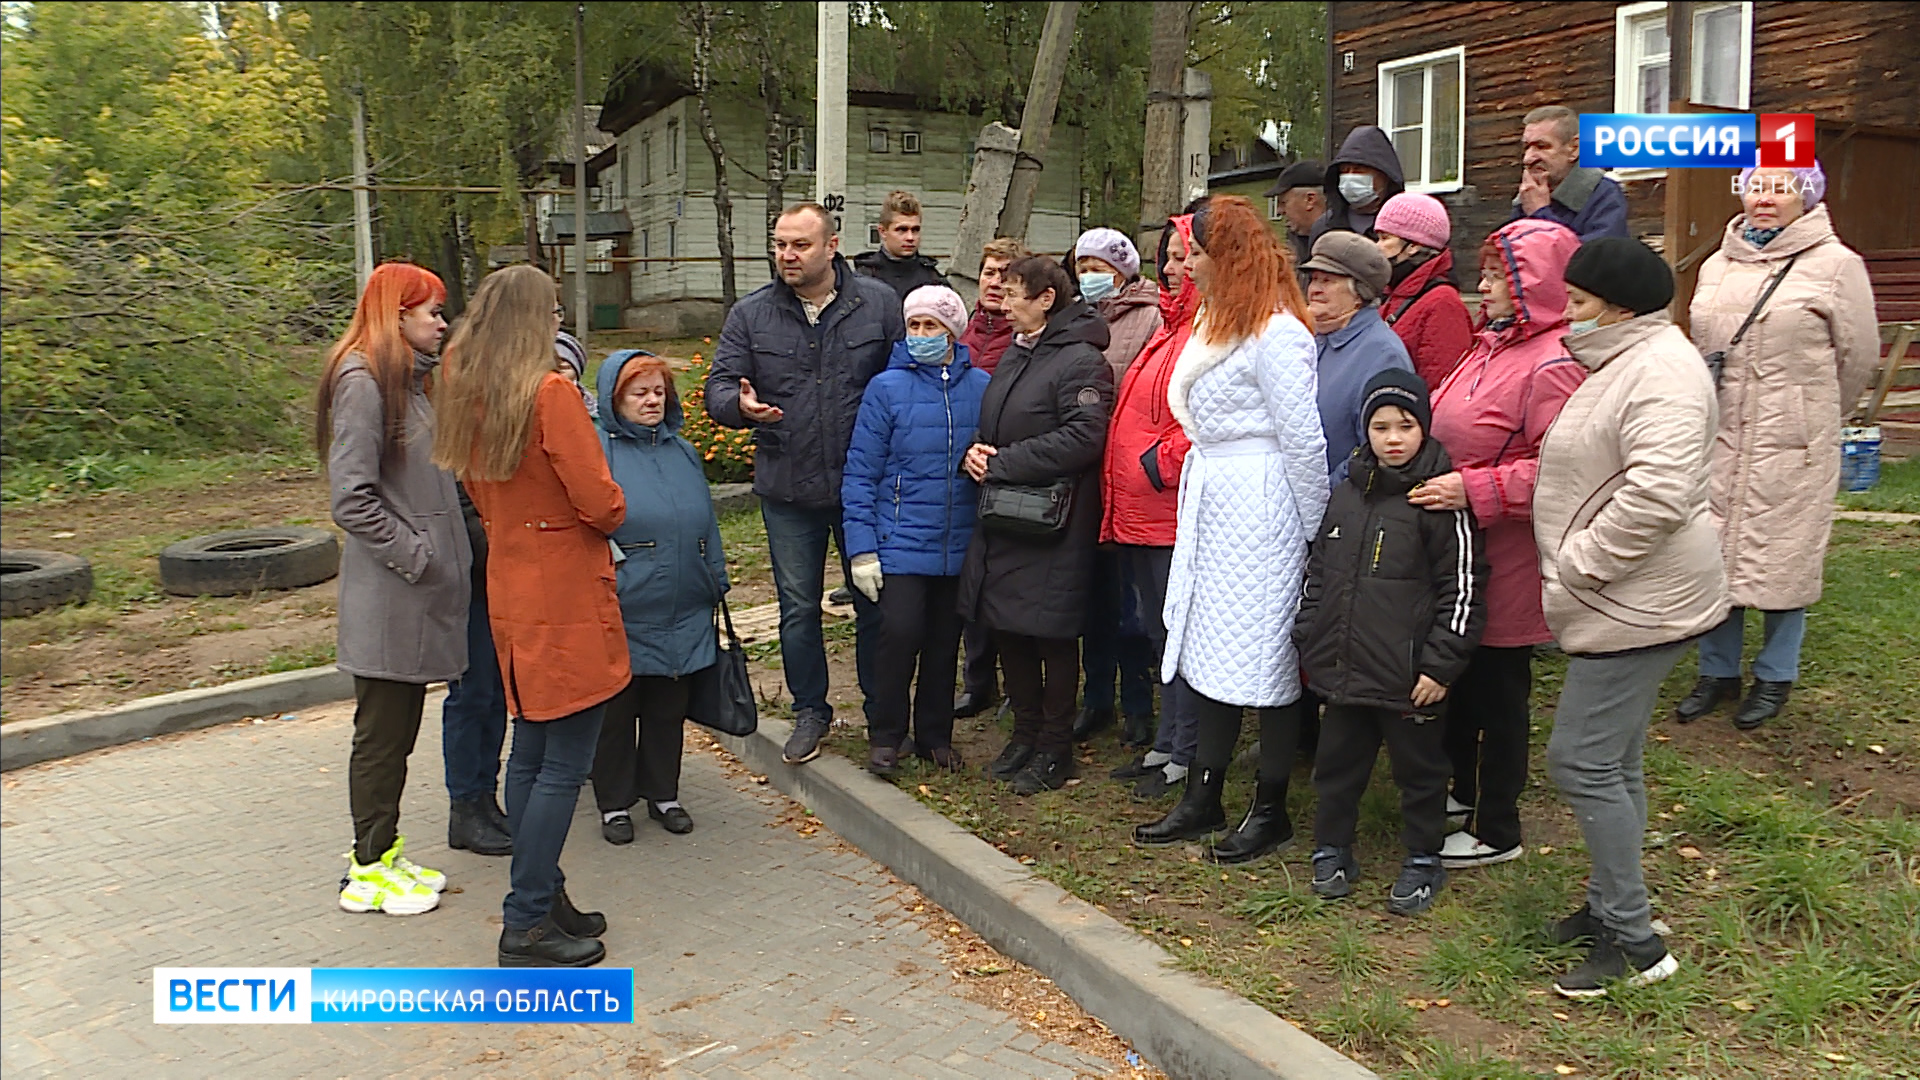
[590,349,728,844]
[842,285,990,778]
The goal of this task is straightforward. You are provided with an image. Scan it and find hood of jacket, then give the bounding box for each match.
[597,349,684,443]
[1347,433,1452,495]
[1719,202,1837,263]
[1158,214,1201,326]
[884,337,975,380]
[1324,125,1406,216]
[1475,218,1579,345]
[1097,276,1160,318]
[1562,310,1676,374]
[1030,301,1112,355]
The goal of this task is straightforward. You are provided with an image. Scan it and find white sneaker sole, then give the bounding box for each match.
[1441,844,1525,869]
[340,890,439,916]
[1554,952,1679,999]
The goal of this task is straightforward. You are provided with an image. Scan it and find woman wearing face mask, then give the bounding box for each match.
[1303,231,1413,481]
[842,286,990,777]
[959,257,1114,796]
[1373,193,1473,391]
[321,262,471,918]
[1134,196,1329,864]
[1681,163,1880,730]
[1535,237,1728,998]
[1410,218,1585,871]
[1069,228,1164,747]
[1102,208,1206,800]
[589,351,728,843]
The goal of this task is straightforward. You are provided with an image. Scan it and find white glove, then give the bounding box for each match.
[850,553,883,603]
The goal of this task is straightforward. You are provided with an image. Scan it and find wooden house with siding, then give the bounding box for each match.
[1327,0,1920,446]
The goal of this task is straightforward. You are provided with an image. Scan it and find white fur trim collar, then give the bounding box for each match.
[1167,314,1269,435]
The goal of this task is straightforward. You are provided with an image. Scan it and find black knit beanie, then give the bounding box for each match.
[1563,237,1675,316]
[1361,367,1432,433]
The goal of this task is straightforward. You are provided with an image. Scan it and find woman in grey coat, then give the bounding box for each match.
[318,263,472,918]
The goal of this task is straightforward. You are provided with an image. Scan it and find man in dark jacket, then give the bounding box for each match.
[1295,369,1488,917]
[1265,159,1325,281]
[707,203,904,766]
[1510,105,1629,243]
[1311,126,1405,246]
[853,189,948,300]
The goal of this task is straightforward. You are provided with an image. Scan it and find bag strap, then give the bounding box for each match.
[1726,256,1799,350]
[1384,278,1454,326]
[697,538,741,647]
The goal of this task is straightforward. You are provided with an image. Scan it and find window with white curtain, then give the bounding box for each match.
[1615,2,1750,112]
[1377,47,1464,192]
[1691,2,1752,108]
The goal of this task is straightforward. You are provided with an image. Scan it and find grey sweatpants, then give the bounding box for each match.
[1545,641,1686,944]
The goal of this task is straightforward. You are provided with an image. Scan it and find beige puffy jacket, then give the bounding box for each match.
[1534,314,1731,655]
[1691,205,1881,611]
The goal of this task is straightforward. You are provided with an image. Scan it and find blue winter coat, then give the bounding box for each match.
[597,350,729,678]
[841,340,989,577]
[1313,304,1414,482]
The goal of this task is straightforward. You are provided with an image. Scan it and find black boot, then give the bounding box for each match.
[1733,680,1791,730]
[551,887,607,939]
[1121,713,1156,747]
[1674,676,1741,723]
[987,741,1034,781]
[1206,779,1294,865]
[487,793,511,835]
[1132,765,1227,845]
[498,914,606,967]
[1070,706,1115,743]
[449,799,512,856]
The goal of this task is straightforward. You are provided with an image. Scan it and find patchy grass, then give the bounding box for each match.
[1,449,313,506]
[815,517,1920,1078]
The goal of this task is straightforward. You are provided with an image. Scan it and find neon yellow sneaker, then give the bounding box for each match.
[384,835,447,893]
[339,850,440,916]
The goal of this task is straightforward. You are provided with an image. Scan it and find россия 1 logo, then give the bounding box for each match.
[1580,113,1816,170]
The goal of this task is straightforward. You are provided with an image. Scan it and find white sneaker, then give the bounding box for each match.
[384,835,446,893]
[1446,795,1472,830]
[1440,830,1524,869]
[339,852,440,916]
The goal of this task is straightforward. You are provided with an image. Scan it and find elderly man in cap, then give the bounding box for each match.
[1303,231,1414,481]
[1265,160,1326,280]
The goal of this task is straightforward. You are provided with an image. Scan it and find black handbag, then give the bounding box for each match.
[977,478,1075,538]
[686,554,757,737]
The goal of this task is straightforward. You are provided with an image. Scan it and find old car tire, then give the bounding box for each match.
[0,549,94,618]
[158,527,339,597]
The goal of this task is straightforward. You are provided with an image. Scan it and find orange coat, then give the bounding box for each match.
[465,374,629,720]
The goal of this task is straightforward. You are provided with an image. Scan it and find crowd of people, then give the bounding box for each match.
[318,103,1880,998]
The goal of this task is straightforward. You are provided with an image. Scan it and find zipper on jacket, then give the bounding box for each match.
[892,474,902,535]
[1370,527,1385,575]
[942,365,956,573]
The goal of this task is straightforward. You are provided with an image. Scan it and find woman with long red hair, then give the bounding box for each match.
[434,265,627,967]
[319,262,471,918]
[1133,196,1329,865]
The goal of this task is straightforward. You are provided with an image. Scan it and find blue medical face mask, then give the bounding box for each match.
[904,333,950,363]
[1567,316,1602,335]
[1078,271,1118,303]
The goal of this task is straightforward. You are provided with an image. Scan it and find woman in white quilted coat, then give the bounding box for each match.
[1679,163,1881,731]
[1133,196,1331,855]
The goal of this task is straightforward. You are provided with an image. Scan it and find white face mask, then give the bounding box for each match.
[1337,173,1377,207]
[1567,316,1601,335]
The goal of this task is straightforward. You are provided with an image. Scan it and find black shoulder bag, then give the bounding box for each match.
[1703,256,1797,388]
[685,540,758,737]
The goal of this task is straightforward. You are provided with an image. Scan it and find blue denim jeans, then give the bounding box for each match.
[502,703,605,931]
[442,579,507,804]
[761,498,878,720]
[1696,607,1807,683]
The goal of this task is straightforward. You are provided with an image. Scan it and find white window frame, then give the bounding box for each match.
[667,120,680,175]
[639,229,650,275]
[1376,45,1465,194]
[783,125,812,174]
[1609,2,1751,181]
[1690,1,1753,110]
[1267,194,1283,221]
[868,128,890,154]
[640,133,653,186]
[901,130,921,154]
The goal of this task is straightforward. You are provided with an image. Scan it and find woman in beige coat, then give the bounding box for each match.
[1682,164,1880,729]
[1535,238,1729,1000]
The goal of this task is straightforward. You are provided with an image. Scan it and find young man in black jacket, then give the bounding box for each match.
[852,190,948,300]
[1294,369,1488,916]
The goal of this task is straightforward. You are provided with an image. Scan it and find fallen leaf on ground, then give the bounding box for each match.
[918,784,931,795]
[1536,845,1553,855]
[1179,938,1194,947]
[1677,845,1703,859]
[1552,1011,1570,1021]
[1728,999,1755,1012]
[1555,1066,1578,1076]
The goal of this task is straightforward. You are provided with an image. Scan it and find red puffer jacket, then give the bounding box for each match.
[1381,247,1473,393]
[1100,215,1199,547]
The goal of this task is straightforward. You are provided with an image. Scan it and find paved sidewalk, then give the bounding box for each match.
[0,696,1121,1079]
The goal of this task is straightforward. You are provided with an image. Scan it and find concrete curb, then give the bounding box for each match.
[718,720,1379,1080]
[1,666,355,772]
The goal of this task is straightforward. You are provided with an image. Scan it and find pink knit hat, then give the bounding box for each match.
[1373,193,1451,251]
[902,284,969,338]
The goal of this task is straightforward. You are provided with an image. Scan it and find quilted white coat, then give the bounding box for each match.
[1162,311,1330,707]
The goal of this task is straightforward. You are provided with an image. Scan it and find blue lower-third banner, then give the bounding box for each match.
[153,967,634,1024]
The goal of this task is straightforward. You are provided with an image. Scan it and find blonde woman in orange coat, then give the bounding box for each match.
[435,266,628,968]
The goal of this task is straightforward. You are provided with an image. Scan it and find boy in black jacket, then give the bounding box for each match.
[1294,369,1488,916]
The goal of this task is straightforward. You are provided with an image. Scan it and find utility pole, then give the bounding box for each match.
[996,1,1079,245]
[351,84,374,293]
[1137,0,1192,267]
[1179,67,1213,208]
[572,3,590,343]
[815,2,848,232]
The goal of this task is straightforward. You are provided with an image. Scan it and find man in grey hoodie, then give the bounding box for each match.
[1310,125,1405,246]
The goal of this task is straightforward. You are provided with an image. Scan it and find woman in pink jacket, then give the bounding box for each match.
[1410,218,1585,869]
